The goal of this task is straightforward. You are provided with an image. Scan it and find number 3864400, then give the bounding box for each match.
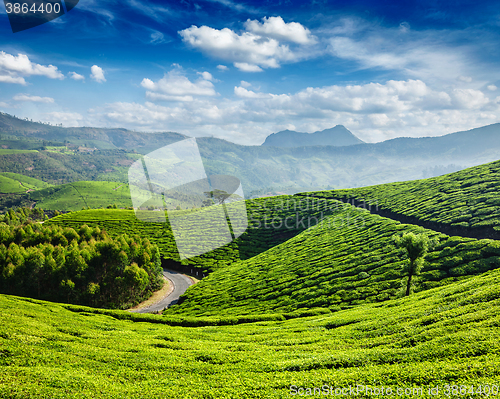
[5,3,62,14]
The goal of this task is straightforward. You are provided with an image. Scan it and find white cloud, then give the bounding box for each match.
[150,31,167,44]
[487,85,497,91]
[234,86,270,98]
[0,51,64,85]
[179,22,305,71]
[141,69,217,102]
[234,63,263,72]
[198,71,213,81]
[90,65,106,83]
[217,65,229,71]
[88,79,500,145]
[0,76,26,84]
[244,16,316,44]
[13,94,55,103]
[326,22,475,84]
[240,80,251,88]
[451,88,489,109]
[69,72,85,81]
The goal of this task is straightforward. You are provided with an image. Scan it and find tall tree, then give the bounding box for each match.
[394,232,432,296]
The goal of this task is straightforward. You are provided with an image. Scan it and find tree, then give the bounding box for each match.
[393,232,433,296]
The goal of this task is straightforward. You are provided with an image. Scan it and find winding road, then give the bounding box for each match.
[131,269,193,313]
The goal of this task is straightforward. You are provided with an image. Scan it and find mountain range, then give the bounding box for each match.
[261,125,364,147]
[1,112,500,196]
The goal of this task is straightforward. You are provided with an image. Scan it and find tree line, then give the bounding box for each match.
[0,208,163,308]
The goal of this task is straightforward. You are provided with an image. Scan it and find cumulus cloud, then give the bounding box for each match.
[217,65,229,71]
[487,85,497,91]
[141,69,217,102]
[0,51,64,85]
[198,71,213,81]
[457,75,472,83]
[69,72,85,81]
[234,86,270,98]
[89,79,500,145]
[179,18,313,72]
[13,94,54,103]
[90,65,106,83]
[243,16,316,44]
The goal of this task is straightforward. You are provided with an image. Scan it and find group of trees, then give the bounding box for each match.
[0,210,163,308]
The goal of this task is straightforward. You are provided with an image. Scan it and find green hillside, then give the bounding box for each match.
[30,181,139,211]
[168,203,500,316]
[0,150,139,185]
[2,266,500,397]
[305,159,500,234]
[47,196,343,271]
[0,173,51,194]
[0,175,26,194]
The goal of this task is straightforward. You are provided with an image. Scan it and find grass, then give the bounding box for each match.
[0,173,51,194]
[30,181,141,211]
[0,149,38,155]
[0,175,26,194]
[0,172,51,192]
[304,159,500,232]
[48,194,500,316]
[2,266,500,397]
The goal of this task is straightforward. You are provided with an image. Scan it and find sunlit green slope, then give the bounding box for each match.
[306,159,500,234]
[2,266,500,398]
[169,203,500,316]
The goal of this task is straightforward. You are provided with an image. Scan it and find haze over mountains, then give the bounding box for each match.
[1,112,500,195]
[261,125,365,147]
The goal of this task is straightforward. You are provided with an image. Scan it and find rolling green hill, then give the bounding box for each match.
[47,196,343,271]
[167,203,500,316]
[2,266,500,397]
[30,181,138,211]
[304,159,500,237]
[0,172,51,193]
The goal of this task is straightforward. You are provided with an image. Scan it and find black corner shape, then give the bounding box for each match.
[4,0,79,33]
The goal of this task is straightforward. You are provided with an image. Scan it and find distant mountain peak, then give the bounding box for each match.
[262,125,365,148]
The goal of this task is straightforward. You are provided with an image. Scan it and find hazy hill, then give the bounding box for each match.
[261,125,365,147]
[3,112,500,194]
[0,112,187,154]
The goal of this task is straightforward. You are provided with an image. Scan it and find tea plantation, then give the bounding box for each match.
[2,266,500,398]
[48,196,344,272]
[168,204,500,316]
[305,159,500,232]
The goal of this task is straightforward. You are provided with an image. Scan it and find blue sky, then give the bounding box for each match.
[0,0,500,145]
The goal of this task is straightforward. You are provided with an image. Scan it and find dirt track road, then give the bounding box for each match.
[131,269,193,313]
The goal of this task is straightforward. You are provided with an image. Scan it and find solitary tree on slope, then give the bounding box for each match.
[393,232,433,296]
